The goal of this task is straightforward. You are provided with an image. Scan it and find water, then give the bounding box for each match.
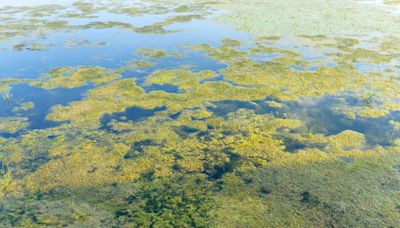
[0,0,399,227]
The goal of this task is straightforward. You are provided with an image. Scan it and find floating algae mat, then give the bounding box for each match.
[0,0,400,226]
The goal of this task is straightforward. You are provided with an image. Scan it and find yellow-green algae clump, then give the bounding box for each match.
[0,35,400,226]
[136,47,182,59]
[31,38,400,131]
[0,117,29,134]
[46,79,145,128]
[31,66,120,89]
[216,0,400,36]
[0,0,214,48]
[12,102,34,112]
[1,106,400,226]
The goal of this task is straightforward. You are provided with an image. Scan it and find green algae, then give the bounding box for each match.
[63,39,107,49]
[114,60,157,75]
[0,1,399,225]
[327,130,366,150]
[12,102,34,112]
[72,2,98,14]
[333,48,394,64]
[0,0,213,50]
[12,42,45,52]
[216,0,400,36]
[25,139,153,191]
[115,175,215,227]
[266,100,283,108]
[145,69,216,90]
[1,104,400,226]
[385,0,400,5]
[110,0,212,16]
[26,36,397,133]
[31,66,120,89]
[0,83,10,94]
[136,47,182,59]
[0,171,21,199]
[133,13,208,35]
[0,117,29,134]
[0,197,114,227]
[0,56,399,226]
[195,39,400,118]
[46,79,145,128]
[43,68,266,128]
[127,60,157,69]
[0,79,29,97]
[212,149,400,227]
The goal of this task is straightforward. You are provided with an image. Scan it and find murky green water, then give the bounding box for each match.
[0,0,400,227]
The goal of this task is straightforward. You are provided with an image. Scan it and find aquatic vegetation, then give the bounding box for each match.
[46,79,145,128]
[326,130,366,150]
[127,60,157,69]
[213,148,400,227]
[115,175,215,227]
[0,171,19,199]
[0,82,10,94]
[23,37,396,134]
[0,0,399,226]
[72,2,99,14]
[110,0,213,16]
[0,196,115,227]
[195,40,399,117]
[12,102,34,112]
[25,139,153,191]
[31,66,120,89]
[12,42,45,51]
[266,100,283,108]
[136,47,182,59]
[333,48,394,64]
[217,0,400,36]
[384,0,400,5]
[145,69,216,90]
[0,1,214,54]
[0,0,214,49]
[63,39,106,49]
[1,94,400,226]
[0,117,29,134]
[134,14,207,34]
